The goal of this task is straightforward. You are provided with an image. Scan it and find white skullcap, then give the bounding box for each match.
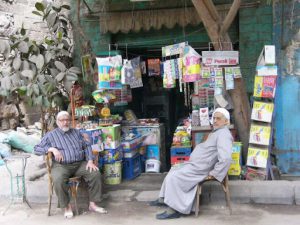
[56,111,70,120]
[212,108,230,121]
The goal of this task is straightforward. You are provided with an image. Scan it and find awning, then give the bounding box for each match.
[99,5,231,34]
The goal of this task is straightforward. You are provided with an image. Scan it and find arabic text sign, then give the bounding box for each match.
[202,51,239,66]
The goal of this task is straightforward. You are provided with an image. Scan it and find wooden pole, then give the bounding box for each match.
[191,0,250,162]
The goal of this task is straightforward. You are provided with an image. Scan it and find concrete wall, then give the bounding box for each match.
[273,0,300,175]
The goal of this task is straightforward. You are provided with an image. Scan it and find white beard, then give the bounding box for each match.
[61,127,70,132]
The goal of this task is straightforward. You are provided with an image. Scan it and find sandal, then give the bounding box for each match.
[156,210,181,220]
[89,206,108,214]
[149,199,167,207]
[64,210,74,219]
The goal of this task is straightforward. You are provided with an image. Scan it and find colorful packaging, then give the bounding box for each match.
[147,59,161,76]
[249,124,271,146]
[247,147,269,168]
[253,76,277,98]
[251,101,274,123]
[97,56,123,89]
[182,46,201,82]
[228,142,242,176]
[80,129,103,152]
[103,146,123,163]
[99,124,121,149]
[121,57,143,88]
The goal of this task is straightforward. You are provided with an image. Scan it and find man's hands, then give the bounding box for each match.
[48,147,63,162]
[86,160,99,172]
[205,175,215,180]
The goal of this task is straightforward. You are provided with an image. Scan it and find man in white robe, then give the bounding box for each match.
[153,108,233,219]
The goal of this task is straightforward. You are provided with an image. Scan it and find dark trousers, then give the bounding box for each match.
[51,161,102,208]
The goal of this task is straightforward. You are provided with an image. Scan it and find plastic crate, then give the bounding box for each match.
[170,146,191,157]
[140,154,147,173]
[122,153,141,180]
[170,156,190,165]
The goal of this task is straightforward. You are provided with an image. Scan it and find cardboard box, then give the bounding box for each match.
[99,124,121,149]
[228,142,242,176]
[257,45,276,66]
[80,129,103,152]
[199,107,210,126]
[122,135,144,150]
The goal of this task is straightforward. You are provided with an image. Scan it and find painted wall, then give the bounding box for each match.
[273,0,300,175]
[239,4,273,93]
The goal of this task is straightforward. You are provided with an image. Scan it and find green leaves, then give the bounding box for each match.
[18,41,29,53]
[55,61,66,72]
[55,72,66,82]
[1,1,76,112]
[35,2,45,12]
[61,5,70,10]
[35,54,44,70]
[13,57,22,70]
[21,70,35,80]
[32,11,43,17]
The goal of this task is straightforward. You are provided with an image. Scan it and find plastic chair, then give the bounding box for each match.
[194,175,232,217]
[46,152,81,216]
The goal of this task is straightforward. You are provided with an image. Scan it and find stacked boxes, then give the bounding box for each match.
[170,146,191,165]
[228,142,242,176]
[122,153,141,180]
[79,128,103,168]
[99,125,122,185]
[99,124,121,149]
[79,128,103,152]
[121,134,144,180]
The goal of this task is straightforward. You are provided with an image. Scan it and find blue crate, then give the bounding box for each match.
[122,153,141,180]
[170,146,192,157]
[140,154,147,173]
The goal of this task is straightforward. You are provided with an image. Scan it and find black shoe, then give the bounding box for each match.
[149,199,167,207]
[156,211,181,220]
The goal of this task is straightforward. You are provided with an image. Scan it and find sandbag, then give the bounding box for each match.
[7,131,40,153]
[0,132,11,158]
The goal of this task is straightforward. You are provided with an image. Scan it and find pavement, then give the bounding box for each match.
[1,153,300,207]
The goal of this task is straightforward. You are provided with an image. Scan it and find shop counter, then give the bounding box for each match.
[121,124,166,172]
[191,125,236,148]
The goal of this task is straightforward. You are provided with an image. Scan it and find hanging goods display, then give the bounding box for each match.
[92,90,116,104]
[163,59,176,88]
[96,55,123,89]
[162,42,186,57]
[147,59,161,76]
[121,57,143,88]
[247,147,269,168]
[182,46,201,83]
[246,45,277,180]
[253,76,277,98]
[81,54,94,82]
[251,101,274,123]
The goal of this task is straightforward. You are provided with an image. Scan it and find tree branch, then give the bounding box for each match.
[220,0,241,35]
[203,0,221,24]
